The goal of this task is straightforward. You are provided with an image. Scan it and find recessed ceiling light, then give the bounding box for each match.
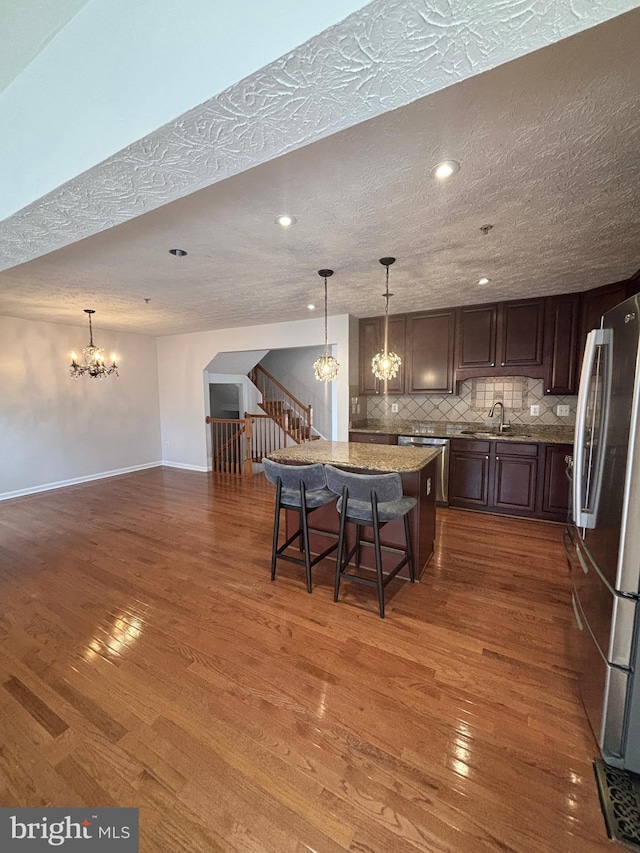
[275,214,296,227]
[432,160,460,180]
[169,248,188,257]
[307,304,316,310]
[478,277,490,285]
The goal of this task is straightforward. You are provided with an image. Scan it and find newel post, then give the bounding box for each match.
[243,414,253,477]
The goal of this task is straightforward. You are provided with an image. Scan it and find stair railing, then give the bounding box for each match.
[205,416,253,476]
[249,364,313,444]
[247,412,290,461]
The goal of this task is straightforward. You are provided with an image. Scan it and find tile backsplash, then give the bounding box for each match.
[364,377,577,427]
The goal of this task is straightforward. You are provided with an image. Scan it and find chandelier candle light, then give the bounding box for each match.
[372,257,402,381]
[313,269,339,382]
[70,309,119,379]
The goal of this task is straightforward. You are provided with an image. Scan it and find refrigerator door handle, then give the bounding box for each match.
[573,328,608,528]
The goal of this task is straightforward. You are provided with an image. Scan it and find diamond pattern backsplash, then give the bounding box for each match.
[365,378,577,426]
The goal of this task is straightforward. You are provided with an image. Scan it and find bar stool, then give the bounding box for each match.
[324,465,416,618]
[262,458,338,593]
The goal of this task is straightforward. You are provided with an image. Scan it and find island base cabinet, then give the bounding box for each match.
[283,460,437,581]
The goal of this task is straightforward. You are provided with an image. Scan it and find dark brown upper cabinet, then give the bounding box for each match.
[577,277,640,368]
[500,299,545,368]
[543,294,580,395]
[456,298,544,380]
[456,305,497,370]
[580,281,629,348]
[358,315,406,395]
[406,310,456,394]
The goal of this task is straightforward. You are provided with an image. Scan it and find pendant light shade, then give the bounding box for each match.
[313,269,339,382]
[372,257,401,381]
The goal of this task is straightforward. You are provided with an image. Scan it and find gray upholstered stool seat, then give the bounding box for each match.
[262,458,338,593]
[324,465,416,618]
[335,494,416,523]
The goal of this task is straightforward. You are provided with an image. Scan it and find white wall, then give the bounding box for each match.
[0,316,162,498]
[0,0,367,220]
[259,345,333,439]
[157,315,351,470]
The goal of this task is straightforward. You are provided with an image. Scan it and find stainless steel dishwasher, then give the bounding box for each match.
[397,435,449,505]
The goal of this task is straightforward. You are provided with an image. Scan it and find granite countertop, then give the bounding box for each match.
[350,421,574,445]
[268,440,442,473]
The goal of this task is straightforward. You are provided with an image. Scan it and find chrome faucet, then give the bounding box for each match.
[489,401,510,432]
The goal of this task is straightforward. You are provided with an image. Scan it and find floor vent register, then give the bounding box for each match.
[594,759,640,850]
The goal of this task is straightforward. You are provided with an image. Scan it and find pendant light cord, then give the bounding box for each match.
[383,263,390,353]
[324,274,329,354]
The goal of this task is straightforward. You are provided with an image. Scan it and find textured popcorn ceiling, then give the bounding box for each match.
[0,2,639,335]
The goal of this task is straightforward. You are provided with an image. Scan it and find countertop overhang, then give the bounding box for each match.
[268,440,441,473]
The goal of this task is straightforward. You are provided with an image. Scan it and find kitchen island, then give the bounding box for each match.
[268,440,440,579]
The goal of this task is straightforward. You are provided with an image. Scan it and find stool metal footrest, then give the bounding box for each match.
[337,540,411,589]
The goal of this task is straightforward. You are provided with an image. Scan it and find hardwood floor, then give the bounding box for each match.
[0,468,610,852]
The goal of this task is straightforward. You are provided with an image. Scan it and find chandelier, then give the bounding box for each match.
[69,309,119,379]
[313,269,339,382]
[372,257,402,381]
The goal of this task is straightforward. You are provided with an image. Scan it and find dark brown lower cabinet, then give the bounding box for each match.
[450,440,538,517]
[449,440,492,508]
[539,443,573,521]
[450,439,570,521]
[492,443,538,514]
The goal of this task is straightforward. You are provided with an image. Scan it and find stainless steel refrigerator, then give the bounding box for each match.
[567,293,640,773]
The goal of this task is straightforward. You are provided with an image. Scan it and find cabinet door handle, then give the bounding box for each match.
[491,362,495,367]
[485,455,489,460]
[546,388,551,393]
[501,362,505,366]
[495,456,500,460]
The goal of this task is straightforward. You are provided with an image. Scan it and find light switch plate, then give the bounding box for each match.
[391,403,399,413]
[530,405,540,416]
[557,404,570,417]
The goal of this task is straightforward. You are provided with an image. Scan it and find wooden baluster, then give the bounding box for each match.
[244,416,251,477]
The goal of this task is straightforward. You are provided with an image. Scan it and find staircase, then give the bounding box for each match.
[205,366,318,477]
[249,364,317,446]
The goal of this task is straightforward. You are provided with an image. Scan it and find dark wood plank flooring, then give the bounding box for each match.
[0,467,609,852]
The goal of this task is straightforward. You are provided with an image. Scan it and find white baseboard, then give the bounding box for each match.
[0,461,164,502]
[161,460,210,473]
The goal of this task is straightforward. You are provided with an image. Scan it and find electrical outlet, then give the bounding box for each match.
[530,405,540,416]
[391,403,399,413]
[557,404,570,417]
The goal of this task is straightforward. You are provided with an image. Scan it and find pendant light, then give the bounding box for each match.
[371,257,401,381]
[69,309,118,379]
[313,269,339,382]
